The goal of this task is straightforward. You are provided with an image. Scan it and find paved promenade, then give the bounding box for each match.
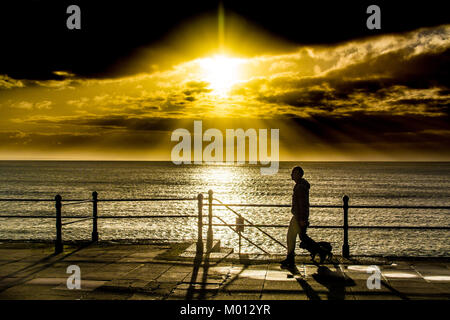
[0,242,449,300]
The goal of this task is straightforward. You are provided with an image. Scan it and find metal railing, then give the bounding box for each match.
[200,190,450,257]
[0,192,198,254]
[0,190,449,257]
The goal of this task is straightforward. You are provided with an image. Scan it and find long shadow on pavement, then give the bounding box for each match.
[0,242,94,293]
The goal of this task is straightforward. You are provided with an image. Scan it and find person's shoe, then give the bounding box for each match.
[280,257,295,268]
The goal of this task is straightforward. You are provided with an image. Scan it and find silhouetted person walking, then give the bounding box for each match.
[281,166,312,268]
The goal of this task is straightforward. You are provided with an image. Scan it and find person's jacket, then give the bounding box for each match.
[291,178,310,223]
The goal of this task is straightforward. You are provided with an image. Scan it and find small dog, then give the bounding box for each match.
[300,239,333,264]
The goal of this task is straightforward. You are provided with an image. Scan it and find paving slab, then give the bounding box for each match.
[261,293,309,300]
[0,242,448,300]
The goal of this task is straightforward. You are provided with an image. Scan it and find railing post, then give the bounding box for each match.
[92,191,98,242]
[236,216,244,255]
[207,190,213,252]
[55,194,63,254]
[197,193,204,254]
[238,229,241,255]
[342,195,350,258]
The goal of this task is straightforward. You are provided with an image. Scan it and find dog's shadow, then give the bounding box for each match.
[311,266,356,300]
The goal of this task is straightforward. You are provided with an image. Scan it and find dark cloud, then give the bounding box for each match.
[252,38,450,118]
[0,131,97,149]
[1,1,449,80]
[183,81,212,96]
[182,81,212,102]
[0,129,169,152]
[234,115,449,158]
[329,47,450,90]
[0,75,25,89]
[23,115,184,133]
[259,89,337,110]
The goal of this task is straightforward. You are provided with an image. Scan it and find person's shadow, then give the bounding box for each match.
[311,266,356,300]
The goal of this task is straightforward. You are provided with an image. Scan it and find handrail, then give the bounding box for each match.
[61,217,93,226]
[0,199,57,202]
[210,203,450,210]
[0,215,89,218]
[94,215,198,218]
[98,198,196,202]
[2,198,448,209]
[63,200,92,206]
[213,197,287,249]
[210,223,450,230]
[0,197,196,202]
[0,193,200,254]
[213,215,269,254]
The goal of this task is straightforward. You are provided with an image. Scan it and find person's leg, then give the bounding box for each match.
[286,215,300,259]
[299,225,312,249]
[299,225,308,242]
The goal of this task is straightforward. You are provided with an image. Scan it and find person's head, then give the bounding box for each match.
[291,166,304,182]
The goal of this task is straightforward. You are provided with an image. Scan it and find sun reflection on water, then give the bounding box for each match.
[194,164,254,246]
[195,164,245,201]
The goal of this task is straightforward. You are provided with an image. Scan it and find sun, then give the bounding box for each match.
[198,54,243,95]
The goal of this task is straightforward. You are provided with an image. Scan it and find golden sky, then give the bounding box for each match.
[0,17,449,160]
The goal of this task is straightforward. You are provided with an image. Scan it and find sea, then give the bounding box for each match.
[0,161,448,257]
